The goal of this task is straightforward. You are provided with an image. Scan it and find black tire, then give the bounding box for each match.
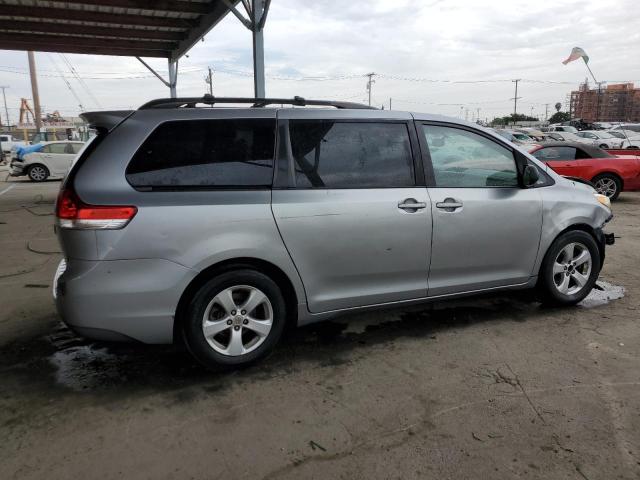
[27,164,50,182]
[182,269,286,370]
[538,230,600,306]
[591,173,621,200]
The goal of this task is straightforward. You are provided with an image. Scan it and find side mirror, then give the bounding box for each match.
[522,164,539,187]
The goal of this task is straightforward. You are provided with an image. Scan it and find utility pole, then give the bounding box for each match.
[511,79,521,122]
[389,97,392,110]
[544,103,549,121]
[476,108,481,123]
[530,105,534,118]
[465,108,469,121]
[0,86,9,131]
[205,67,213,95]
[365,72,376,106]
[27,51,42,132]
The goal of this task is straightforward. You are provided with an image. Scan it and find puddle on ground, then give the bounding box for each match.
[46,281,626,390]
[50,345,124,391]
[579,281,626,308]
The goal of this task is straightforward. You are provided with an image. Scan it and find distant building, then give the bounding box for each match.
[570,82,640,123]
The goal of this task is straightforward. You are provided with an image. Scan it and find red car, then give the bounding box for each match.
[529,142,640,200]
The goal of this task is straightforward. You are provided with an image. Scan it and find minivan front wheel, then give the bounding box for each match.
[538,231,600,306]
[183,269,286,369]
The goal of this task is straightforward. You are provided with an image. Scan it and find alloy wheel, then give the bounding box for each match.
[29,166,47,181]
[552,242,592,296]
[201,285,273,356]
[593,177,617,198]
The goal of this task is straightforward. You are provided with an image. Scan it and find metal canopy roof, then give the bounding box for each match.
[0,0,236,60]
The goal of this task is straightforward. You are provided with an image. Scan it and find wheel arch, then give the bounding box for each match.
[540,223,604,275]
[174,257,299,343]
[26,162,50,176]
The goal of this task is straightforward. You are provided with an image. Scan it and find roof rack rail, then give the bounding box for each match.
[138,95,377,110]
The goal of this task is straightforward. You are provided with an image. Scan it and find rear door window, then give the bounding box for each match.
[48,143,67,154]
[126,119,276,188]
[70,143,84,154]
[287,121,415,188]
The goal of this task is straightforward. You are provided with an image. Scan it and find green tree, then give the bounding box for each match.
[490,113,538,126]
[547,111,571,124]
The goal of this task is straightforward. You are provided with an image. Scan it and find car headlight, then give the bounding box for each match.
[594,193,611,209]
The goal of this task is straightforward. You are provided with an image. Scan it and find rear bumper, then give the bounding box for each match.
[54,258,196,344]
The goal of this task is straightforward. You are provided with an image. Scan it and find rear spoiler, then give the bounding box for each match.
[80,110,134,132]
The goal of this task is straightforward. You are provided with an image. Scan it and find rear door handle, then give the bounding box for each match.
[398,198,427,212]
[436,198,463,211]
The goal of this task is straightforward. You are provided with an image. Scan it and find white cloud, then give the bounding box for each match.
[0,0,638,122]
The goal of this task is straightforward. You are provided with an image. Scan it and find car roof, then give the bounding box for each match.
[534,142,612,157]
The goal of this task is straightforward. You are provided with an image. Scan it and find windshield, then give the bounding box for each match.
[512,133,532,141]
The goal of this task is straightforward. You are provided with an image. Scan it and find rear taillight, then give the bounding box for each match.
[55,188,137,230]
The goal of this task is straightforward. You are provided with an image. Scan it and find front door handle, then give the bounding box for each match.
[436,198,463,211]
[398,198,427,212]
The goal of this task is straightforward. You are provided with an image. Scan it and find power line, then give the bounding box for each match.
[59,54,103,109]
[47,54,85,111]
[3,63,637,85]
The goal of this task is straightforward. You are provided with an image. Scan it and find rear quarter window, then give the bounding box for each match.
[126,119,276,189]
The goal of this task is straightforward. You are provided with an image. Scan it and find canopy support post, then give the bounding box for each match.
[224,0,270,98]
[136,56,178,98]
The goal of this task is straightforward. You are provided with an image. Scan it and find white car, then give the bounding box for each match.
[611,123,640,134]
[545,131,585,142]
[1,134,27,156]
[542,125,580,134]
[607,130,640,149]
[9,141,85,181]
[575,130,625,149]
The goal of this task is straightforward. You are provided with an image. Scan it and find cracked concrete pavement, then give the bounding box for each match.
[1,169,639,479]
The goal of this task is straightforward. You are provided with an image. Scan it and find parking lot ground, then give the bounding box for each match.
[1,168,639,480]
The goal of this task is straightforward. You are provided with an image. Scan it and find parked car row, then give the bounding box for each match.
[495,126,639,149]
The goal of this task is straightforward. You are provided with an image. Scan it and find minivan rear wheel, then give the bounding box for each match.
[183,269,286,369]
[538,230,600,306]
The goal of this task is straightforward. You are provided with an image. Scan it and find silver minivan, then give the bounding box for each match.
[54,96,614,369]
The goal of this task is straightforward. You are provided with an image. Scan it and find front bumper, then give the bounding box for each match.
[594,227,615,270]
[54,257,196,344]
[9,161,25,176]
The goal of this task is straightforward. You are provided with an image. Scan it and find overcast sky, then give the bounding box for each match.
[1,0,639,123]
